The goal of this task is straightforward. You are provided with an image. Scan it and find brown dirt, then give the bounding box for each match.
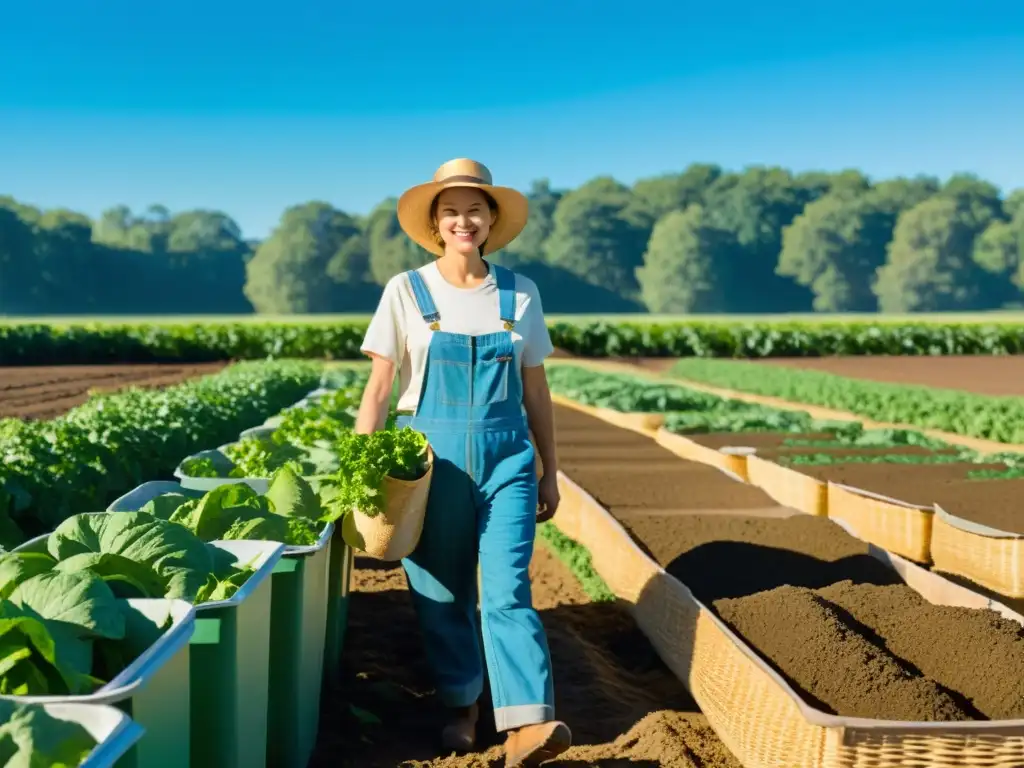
[312,545,741,767]
[555,406,776,514]
[755,355,1024,396]
[790,461,1007,504]
[0,363,228,419]
[553,404,1024,723]
[929,478,1024,534]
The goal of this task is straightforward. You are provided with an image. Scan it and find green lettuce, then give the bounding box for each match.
[0,701,97,767]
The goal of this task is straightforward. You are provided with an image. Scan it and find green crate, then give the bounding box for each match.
[266,529,332,768]
[109,482,335,768]
[323,530,353,685]
[187,539,284,768]
[2,588,195,768]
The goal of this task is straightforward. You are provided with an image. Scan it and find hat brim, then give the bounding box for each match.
[397,181,529,257]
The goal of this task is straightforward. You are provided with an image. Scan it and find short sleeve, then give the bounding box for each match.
[360,276,407,365]
[519,278,554,368]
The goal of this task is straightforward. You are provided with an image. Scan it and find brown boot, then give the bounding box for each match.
[504,721,571,767]
[440,702,479,753]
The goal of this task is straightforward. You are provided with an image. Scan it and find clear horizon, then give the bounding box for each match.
[2,0,1022,239]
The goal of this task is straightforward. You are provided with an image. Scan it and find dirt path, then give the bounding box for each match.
[312,546,741,767]
[0,363,228,419]
[753,355,1024,396]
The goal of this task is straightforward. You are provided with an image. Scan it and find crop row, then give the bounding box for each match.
[6,319,1024,364]
[668,358,1024,444]
[0,360,324,549]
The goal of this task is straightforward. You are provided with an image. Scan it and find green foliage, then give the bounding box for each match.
[2,165,1023,316]
[670,358,1024,443]
[0,701,97,766]
[536,523,614,603]
[140,470,324,547]
[636,205,727,313]
[0,512,257,695]
[548,320,1024,357]
[7,319,1024,364]
[546,364,818,434]
[0,360,322,548]
[318,428,430,520]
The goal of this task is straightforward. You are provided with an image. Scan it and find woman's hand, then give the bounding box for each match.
[537,473,560,523]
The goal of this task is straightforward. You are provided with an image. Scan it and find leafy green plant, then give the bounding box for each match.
[0,508,268,695]
[547,364,818,434]
[536,523,614,603]
[0,701,97,765]
[140,468,326,547]
[5,320,1024,365]
[318,428,430,519]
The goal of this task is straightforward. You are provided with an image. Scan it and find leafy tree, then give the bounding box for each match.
[636,205,728,313]
[543,177,650,299]
[365,199,429,285]
[701,167,817,312]
[628,163,722,224]
[244,203,365,313]
[778,193,894,311]
[874,196,987,312]
[497,179,563,267]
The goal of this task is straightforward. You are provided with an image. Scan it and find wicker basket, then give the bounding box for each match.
[654,429,750,481]
[745,456,827,516]
[555,471,1024,768]
[827,482,933,564]
[931,506,1024,598]
[340,448,434,561]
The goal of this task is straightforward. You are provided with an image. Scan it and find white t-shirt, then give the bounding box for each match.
[361,261,555,412]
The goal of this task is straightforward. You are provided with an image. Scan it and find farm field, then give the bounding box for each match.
[9,351,1024,767]
[0,362,228,418]
[617,354,1024,397]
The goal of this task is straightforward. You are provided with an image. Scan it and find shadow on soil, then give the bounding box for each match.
[311,569,699,767]
[634,538,902,604]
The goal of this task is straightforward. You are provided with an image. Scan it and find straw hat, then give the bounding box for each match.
[397,158,529,256]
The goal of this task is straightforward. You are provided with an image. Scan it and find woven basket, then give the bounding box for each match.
[931,506,1024,598]
[827,483,933,564]
[654,429,749,481]
[746,456,827,516]
[340,447,434,561]
[555,471,1024,768]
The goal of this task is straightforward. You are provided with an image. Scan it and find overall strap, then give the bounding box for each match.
[405,269,441,330]
[493,265,517,330]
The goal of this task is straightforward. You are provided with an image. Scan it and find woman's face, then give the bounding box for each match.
[434,187,496,255]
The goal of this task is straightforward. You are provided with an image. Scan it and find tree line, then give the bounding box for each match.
[2,165,1022,315]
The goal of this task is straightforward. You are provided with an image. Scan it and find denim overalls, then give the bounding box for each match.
[395,263,555,732]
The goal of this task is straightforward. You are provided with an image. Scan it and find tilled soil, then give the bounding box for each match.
[554,405,1024,723]
[556,407,776,514]
[312,545,741,767]
[0,363,228,419]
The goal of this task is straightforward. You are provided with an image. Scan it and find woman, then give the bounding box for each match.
[355,158,571,767]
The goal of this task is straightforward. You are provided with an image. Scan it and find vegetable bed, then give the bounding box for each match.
[622,512,1024,722]
[0,360,324,550]
[553,403,1024,724]
[669,357,1024,444]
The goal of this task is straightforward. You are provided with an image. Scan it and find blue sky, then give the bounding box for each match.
[1,0,1022,238]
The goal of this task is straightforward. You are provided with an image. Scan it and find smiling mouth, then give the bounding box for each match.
[453,230,476,238]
